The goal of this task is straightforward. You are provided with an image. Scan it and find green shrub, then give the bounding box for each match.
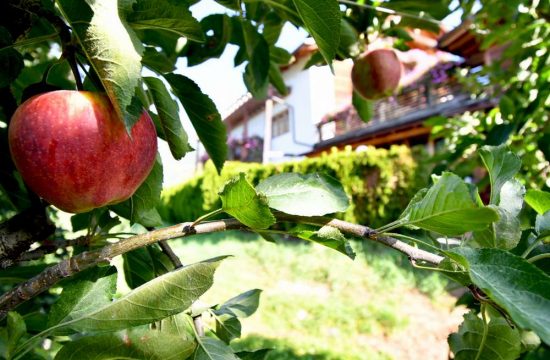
[160,145,428,228]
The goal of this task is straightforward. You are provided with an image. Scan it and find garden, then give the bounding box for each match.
[0,0,549,359]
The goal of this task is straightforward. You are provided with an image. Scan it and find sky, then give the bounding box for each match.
[183,1,308,113]
[160,0,468,186]
[160,0,308,185]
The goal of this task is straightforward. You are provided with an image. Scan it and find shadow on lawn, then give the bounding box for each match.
[235,335,342,360]
[180,229,453,300]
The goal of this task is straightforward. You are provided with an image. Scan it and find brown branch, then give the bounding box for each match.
[276,214,445,265]
[159,240,183,268]
[0,215,444,318]
[0,219,245,318]
[0,207,56,268]
[12,236,90,264]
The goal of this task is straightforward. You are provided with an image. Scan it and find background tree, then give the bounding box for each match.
[0,0,548,359]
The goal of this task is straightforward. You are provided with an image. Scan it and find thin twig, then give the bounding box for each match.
[12,236,91,264]
[0,215,444,317]
[193,315,205,337]
[276,214,445,265]
[159,240,183,268]
[338,0,442,25]
[527,253,550,263]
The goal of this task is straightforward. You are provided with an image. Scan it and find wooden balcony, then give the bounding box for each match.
[314,71,492,152]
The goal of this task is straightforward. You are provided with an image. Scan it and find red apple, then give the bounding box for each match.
[8,90,157,213]
[351,48,402,100]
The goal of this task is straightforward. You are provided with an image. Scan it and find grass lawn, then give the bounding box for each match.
[169,230,462,360]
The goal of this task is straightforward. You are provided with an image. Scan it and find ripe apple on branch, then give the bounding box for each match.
[8,90,157,213]
[351,48,403,100]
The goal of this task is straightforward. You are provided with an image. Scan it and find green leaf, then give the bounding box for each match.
[165,74,227,174]
[57,0,143,130]
[48,266,117,334]
[472,206,521,250]
[263,12,284,45]
[141,47,176,73]
[449,311,521,360]
[244,64,269,99]
[499,95,515,121]
[289,225,356,259]
[235,349,271,360]
[144,77,192,159]
[214,0,240,10]
[71,209,120,234]
[338,19,359,57]
[157,312,195,338]
[242,21,270,98]
[269,46,292,65]
[111,156,163,227]
[214,289,262,318]
[450,248,550,345]
[256,173,349,216]
[525,190,550,215]
[292,0,341,68]
[398,173,499,236]
[214,314,241,343]
[535,211,550,238]
[219,173,275,229]
[53,328,196,360]
[52,257,226,333]
[0,48,23,88]
[193,336,239,360]
[268,62,288,96]
[396,15,441,34]
[123,245,175,289]
[127,0,204,42]
[255,231,279,244]
[384,0,450,20]
[352,90,374,123]
[479,145,521,205]
[499,179,525,217]
[437,258,471,286]
[6,312,26,359]
[523,347,550,360]
[182,14,232,66]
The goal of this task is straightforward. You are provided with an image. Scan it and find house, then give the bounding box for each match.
[204,22,493,165]
[220,39,344,163]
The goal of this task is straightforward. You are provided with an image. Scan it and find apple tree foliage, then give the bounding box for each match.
[0,0,549,359]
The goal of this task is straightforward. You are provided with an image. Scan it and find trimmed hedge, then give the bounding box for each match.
[159,146,429,228]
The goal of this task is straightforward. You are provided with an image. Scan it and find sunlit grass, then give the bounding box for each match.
[170,231,451,359]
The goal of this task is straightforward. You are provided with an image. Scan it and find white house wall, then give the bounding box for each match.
[227,56,338,163]
[273,57,337,162]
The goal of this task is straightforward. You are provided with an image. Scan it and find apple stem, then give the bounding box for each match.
[40,10,84,90]
[66,51,84,91]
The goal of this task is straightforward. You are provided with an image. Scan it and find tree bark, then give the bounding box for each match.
[0,207,55,268]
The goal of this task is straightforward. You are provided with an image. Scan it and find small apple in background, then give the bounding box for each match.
[8,90,157,213]
[351,48,402,100]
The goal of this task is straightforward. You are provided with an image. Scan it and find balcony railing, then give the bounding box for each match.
[317,74,468,142]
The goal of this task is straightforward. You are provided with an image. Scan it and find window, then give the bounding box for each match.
[271,109,290,138]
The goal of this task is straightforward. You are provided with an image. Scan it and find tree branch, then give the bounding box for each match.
[159,240,183,268]
[11,236,90,264]
[0,219,245,318]
[0,207,56,268]
[276,214,445,265]
[0,215,444,318]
